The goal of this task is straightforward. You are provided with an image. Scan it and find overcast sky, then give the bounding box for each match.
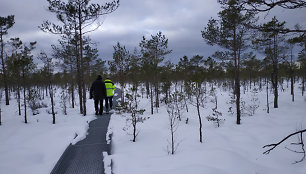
[1,0,306,64]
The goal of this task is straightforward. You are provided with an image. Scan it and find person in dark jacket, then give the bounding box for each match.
[90,75,107,115]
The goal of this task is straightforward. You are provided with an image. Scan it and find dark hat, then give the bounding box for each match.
[97,75,102,80]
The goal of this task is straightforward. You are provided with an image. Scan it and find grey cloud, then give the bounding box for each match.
[0,0,57,56]
[1,0,305,66]
[91,0,221,61]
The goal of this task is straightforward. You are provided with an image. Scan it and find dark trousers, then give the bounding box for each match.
[105,96,113,111]
[94,99,104,115]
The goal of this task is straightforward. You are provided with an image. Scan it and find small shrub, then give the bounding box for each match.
[207,108,224,127]
[28,89,47,115]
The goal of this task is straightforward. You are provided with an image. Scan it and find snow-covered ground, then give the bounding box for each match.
[0,93,96,174]
[109,83,306,174]
[0,82,305,174]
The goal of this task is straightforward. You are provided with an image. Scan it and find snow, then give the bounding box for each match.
[0,82,305,174]
[0,95,96,174]
[103,151,112,174]
[109,83,306,174]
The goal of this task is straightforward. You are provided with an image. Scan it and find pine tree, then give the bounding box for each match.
[202,0,256,124]
[20,42,37,123]
[41,0,119,116]
[253,17,287,108]
[109,42,129,103]
[39,52,56,124]
[139,31,172,114]
[6,38,23,115]
[0,15,15,105]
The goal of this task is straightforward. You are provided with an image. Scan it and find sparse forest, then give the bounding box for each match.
[0,0,305,121]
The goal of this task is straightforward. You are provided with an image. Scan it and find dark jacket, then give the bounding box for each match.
[90,76,107,100]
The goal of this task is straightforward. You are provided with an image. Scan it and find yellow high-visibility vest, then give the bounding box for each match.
[104,79,115,97]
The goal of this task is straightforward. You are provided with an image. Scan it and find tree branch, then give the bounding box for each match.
[263,129,306,155]
[244,0,306,12]
[243,22,306,34]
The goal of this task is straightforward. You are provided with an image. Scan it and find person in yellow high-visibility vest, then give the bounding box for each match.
[104,77,116,113]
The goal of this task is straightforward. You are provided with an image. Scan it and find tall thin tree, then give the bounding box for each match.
[20,42,37,123]
[202,0,256,124]
[109,42,129,103]
[41,0,119,116]
[0,15,15,105]
[253,17,287,108]
[139,31,172,114]
[6,38,23,115]
[39,52,56,124]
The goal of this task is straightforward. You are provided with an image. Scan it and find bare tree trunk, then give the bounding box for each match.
[273,36,278,108]
[174,93,181,121]
[17,85,21,115]
[70,66,75,108]
[21,70,28,124]
[291,76,294,102]
[196,96,203,143]
[77,69,83,114]
[150,83,153,115]
[235,70,241,124]
[23,85,27,124]
[155,83,159,108]
[302,77,305,96]
[76,39,83,114]
[266,77,269,113]
[132,113,136,142]
[134,83,138,108]
[0,107,1,125]
[273,70,278,108]
[170,115,175,154]
[290,51,294,102]
[71,83,75,108]
[234,28,241,125]
[78,5,86,116]
[171,126,174,154]
[49,84,56,124]
[73,23,83,114]
[146,81,149,99]
[82,81,86,116]
[1,35,9,105]
[80,54,86,116]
